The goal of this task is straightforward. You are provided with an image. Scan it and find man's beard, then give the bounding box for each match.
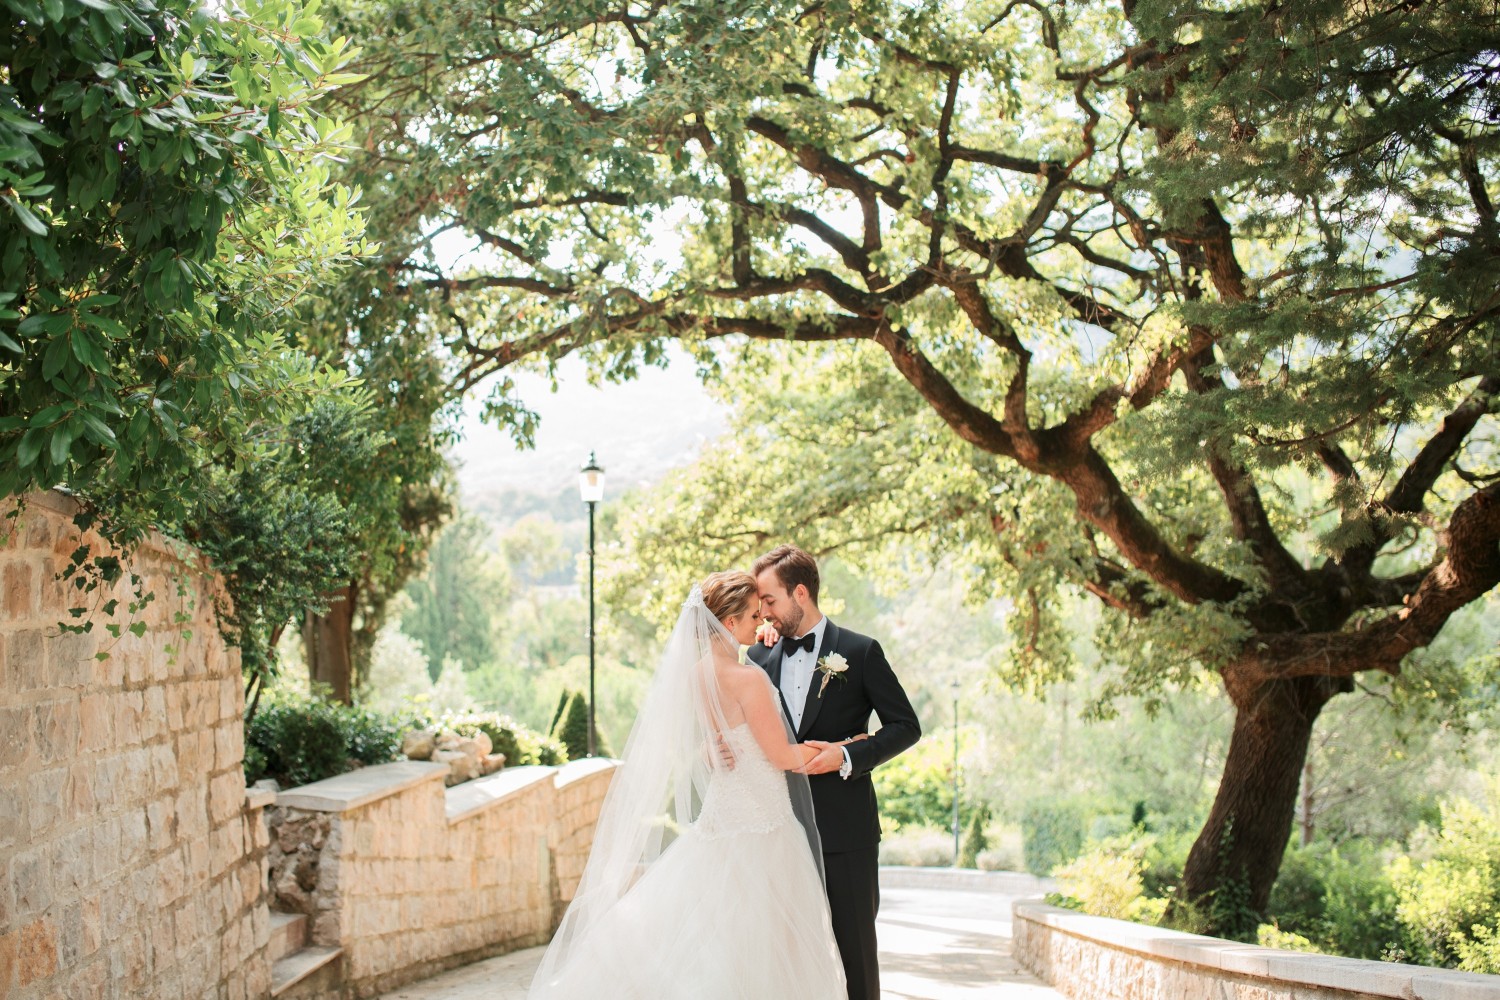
[775,604,805,638]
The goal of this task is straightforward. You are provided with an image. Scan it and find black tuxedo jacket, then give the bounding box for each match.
[747,618,921,853]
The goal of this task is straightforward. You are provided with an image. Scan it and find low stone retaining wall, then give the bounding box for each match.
[0,491,271,999]
[1013,900,1500,1000]
[267,756,616,998]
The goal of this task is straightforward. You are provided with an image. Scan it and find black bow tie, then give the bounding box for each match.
[783,633,816,655]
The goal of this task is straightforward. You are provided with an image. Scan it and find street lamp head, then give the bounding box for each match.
[579,451,606,503]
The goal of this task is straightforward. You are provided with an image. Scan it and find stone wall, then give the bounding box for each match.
[1012,900,1500,1000]
[0,491,272,999]
[265,756,616,998]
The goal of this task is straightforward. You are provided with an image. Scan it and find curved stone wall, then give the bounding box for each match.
[1013,900,1500,1000]
[0,491,271,998]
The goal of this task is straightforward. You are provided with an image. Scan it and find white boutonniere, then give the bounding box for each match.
[815,653,849,698]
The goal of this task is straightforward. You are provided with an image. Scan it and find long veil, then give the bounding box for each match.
[528,585,823,998]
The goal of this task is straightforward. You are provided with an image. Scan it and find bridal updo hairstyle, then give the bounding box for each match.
[700,570,757,623]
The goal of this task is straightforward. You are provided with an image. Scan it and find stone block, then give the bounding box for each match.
[165,683,186,732]
[214,722,240,773]
[31,698,79,766]
[175,730,203,777]
[58,825,93,894]
[3,559,35,620]
[7,628,48,693]
[119,745,152,803]
[217,677,239,723]
[155,847,186,909]
[146,796,177,852]
[141,686,167,744]
[51,627,98,688]
[116,690,146,747]
[119,806,147,866]
[148,741,178,792]
[25,767,68,841]
[0,704,32,772]
[16,915,57,987]
[77,692,112,753]
[89,813,120,882]
[210,771,245,825]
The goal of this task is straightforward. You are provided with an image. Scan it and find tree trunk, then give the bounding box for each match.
[304,584,357,704]
[1298,756,1315,848]
[1173,673,1349,937]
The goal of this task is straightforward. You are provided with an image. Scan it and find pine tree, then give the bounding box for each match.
[958,807,992,870]
[551,691,610,761]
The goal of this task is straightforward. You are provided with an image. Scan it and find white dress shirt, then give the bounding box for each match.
[779,615,853,779]
[779,614,828,732]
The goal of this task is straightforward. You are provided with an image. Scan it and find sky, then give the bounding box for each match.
[450,349,728,512]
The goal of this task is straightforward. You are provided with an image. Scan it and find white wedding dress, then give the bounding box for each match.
[526,588,845,1000]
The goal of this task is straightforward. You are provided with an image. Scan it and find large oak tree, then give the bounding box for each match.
[326,0,1500,929]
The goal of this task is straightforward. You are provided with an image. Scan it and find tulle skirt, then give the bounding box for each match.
[531,819,846,999]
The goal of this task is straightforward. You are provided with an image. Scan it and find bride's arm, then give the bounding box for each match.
[728,671,818,772]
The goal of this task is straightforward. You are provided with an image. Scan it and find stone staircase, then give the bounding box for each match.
[269,911,343,998]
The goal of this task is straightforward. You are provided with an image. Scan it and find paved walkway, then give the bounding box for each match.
[379,869,1063,1000]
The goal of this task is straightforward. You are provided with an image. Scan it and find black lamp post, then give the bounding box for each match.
[579,453,605,757]
[952,677,961,865]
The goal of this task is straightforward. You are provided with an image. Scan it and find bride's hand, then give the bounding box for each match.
[756,622,781,646]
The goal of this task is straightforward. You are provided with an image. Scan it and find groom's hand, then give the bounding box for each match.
[800,740,845,775]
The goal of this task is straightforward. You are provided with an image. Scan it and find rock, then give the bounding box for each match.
[456,737,483,759]
[432,748,480,786]
[435,729,462,751]
[251,778,280,795]
[472,731,493,757]
[481,753,505,776]
[401,729,436,761]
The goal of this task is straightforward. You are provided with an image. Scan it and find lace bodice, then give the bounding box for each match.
[694,723,798,837]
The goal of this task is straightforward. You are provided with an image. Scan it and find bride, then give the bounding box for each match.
[526,571,847,999]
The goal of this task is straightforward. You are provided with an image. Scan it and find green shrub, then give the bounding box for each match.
[1388,790,1500,970]
[244,691,410,787]
[1268,843,1329,939]
[959,806,992,869]
[1267,840,1408,961]
[550,690,609,760]
[1049,835,1167,923]
[1258,924,1323,953]
[1022,800,1088,877]
[872,737,954,831]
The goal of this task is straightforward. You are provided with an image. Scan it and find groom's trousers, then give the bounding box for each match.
[824,846,880,1000]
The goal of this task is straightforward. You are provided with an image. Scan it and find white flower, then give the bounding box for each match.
[815,653,849,697]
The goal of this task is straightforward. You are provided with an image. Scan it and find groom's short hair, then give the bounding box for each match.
[753,544,820,605]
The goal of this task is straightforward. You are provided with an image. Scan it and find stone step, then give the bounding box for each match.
[268,911,308,963]
[271,946,343,997]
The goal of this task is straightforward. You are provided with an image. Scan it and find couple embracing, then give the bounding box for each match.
[528,545,922,1000]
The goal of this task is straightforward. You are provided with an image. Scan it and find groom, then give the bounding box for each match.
[748,544,921,1000]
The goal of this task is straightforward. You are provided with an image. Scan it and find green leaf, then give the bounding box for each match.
[4,195,47,235]
[16,429,45,468]
[49,425,75,467]
[128,621,147,638]
[42,334,71,381]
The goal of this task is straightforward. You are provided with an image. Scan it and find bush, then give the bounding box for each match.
[1267,840,1408,961]
[1022,800,1088,877]
[245,694,404,787]
[1049,836,1167,923]
[551,689,610,760]
[872,736,955,831]
[1388,790,1500,971]
[1258,925,1323,953]
[879,825,956,867]
[958,806,991,869]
